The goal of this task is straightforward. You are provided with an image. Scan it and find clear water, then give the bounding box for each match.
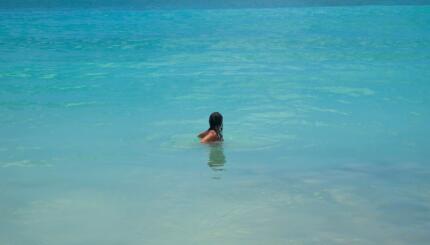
[1,5,430,245]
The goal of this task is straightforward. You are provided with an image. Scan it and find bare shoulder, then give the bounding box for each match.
[198,130,209,138]
[207,130,217,136]
[200,130,219,143]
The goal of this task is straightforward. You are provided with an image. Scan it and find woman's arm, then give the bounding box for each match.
[200,130,218,143]
[198,130,209,138]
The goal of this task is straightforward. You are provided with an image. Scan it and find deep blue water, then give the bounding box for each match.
[1,5,430,245]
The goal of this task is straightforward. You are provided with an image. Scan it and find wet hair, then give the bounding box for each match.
[208,112,223,140]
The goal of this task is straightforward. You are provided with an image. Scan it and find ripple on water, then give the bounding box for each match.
[51,84,96,91]
[303,106,349,116]
[64,101,101,108]
[41,73,57,79]
[82,73,107,78]
[223,135,281,151]
[2,72,31,78]
[98,63,119,68]
[162,134,201,150]
[247,111,297,122]
[0,159,52,168]
[160,131,294,152]
[315,86,375,97]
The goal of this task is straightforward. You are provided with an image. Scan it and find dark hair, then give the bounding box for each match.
[208,112,223,140]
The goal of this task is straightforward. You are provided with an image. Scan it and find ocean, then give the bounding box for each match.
[1,4,430,244]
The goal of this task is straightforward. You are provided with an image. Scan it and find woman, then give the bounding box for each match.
[198,112,223,143]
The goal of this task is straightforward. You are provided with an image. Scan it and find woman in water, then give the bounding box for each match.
[198,112,223,143]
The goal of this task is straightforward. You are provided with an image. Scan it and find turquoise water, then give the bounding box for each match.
[1,5,430,244]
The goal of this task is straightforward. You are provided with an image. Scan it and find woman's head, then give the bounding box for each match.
[209,112,223,139]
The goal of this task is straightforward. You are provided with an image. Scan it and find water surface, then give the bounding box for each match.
[1,5,430,245]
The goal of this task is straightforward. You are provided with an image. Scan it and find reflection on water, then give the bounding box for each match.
[207,143,226,172]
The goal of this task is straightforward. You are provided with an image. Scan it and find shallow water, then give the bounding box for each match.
[1,5,430,245]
